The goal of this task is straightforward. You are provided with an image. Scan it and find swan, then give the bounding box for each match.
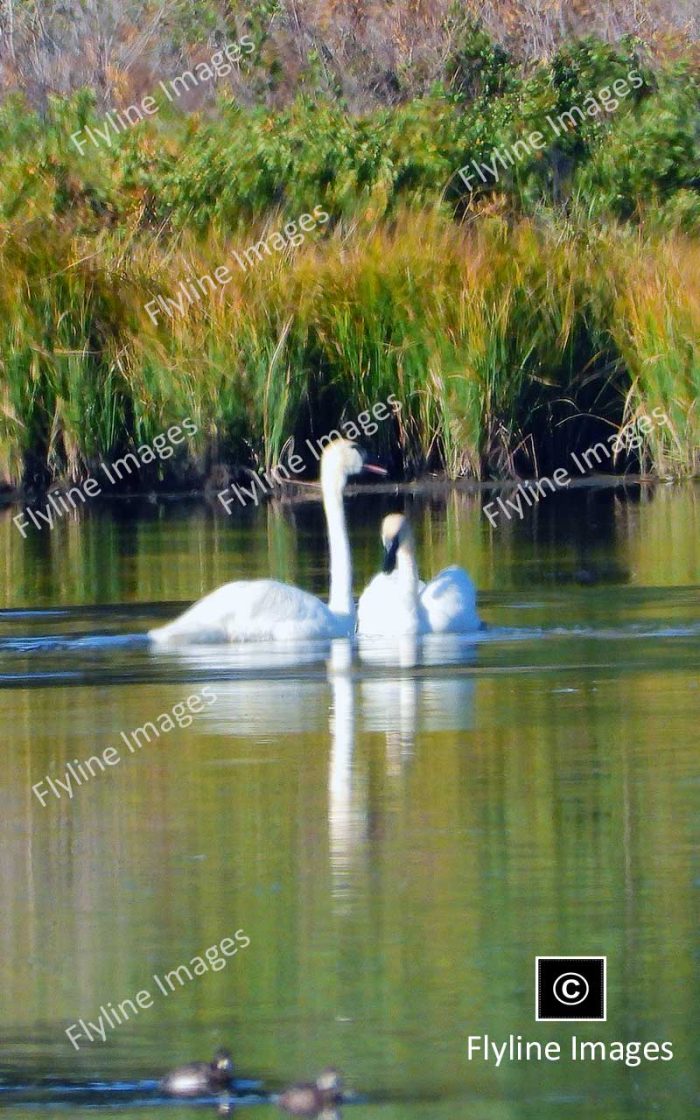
[149,439,383,644]
[357,513,481,636]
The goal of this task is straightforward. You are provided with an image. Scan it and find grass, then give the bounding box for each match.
[0,35,697,488]
[0,210,697,488]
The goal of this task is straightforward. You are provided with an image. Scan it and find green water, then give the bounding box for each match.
[0,483,698,1119]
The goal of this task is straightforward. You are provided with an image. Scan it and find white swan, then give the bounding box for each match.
[149,440,383,644]
[357,513,481,636]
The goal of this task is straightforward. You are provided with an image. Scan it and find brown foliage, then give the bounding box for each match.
[0,0,696,111]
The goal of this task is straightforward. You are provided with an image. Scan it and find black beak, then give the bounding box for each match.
[382,535,399,574]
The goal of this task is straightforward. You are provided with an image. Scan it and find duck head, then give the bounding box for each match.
[211,1048,234,1077]
[316,1067,342,1097]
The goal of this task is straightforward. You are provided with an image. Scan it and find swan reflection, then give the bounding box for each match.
[151,636,478,910]
[328,635,477,902]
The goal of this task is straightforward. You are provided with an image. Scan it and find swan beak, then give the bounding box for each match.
[382,535,399,573]
[358,445,387,476]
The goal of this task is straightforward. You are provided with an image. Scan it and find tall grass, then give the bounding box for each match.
[0,36,697,487]
[0,210,696,486]
[609,238,700,476]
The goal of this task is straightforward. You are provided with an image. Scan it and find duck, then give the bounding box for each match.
[357,513,480,636]
[160,1047,235,1097]
[148,440,384,644]
[276,1068,343,1116]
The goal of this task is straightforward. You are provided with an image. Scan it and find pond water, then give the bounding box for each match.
[1,483,698,1120]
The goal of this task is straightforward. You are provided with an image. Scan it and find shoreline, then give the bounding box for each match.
[1,472,693,514]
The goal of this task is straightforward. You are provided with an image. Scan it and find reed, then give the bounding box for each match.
[0,209,696,487]
[608,236,700,476]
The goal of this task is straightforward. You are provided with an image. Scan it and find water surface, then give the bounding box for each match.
[1,483,698,1119]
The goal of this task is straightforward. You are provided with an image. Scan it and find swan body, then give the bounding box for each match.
[357,572,423,636]
[420,564,479,633]
[150,579,349,644]
[357,514,480,636]
[358,515,426,636]
[150,440,380,645]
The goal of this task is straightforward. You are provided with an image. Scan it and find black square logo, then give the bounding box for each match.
[536,957,607,1021]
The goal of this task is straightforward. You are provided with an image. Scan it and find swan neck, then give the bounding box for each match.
[323,473,354,620]
[397,540,420,597]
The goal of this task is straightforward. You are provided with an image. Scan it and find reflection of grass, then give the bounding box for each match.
[0,212,696,486]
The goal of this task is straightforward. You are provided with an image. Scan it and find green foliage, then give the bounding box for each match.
[577,63,700,225]
[0,37,695,234]
[0,38,697,486]
[445,18,515,102]
[549,36,645,102]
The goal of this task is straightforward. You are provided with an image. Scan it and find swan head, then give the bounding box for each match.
[320,438,384,491]
[381,512,413,573]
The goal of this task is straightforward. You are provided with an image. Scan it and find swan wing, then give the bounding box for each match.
[149,579,348,644]
[420,566,480,634]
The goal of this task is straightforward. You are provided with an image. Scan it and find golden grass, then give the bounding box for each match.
[0,209,697,486]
